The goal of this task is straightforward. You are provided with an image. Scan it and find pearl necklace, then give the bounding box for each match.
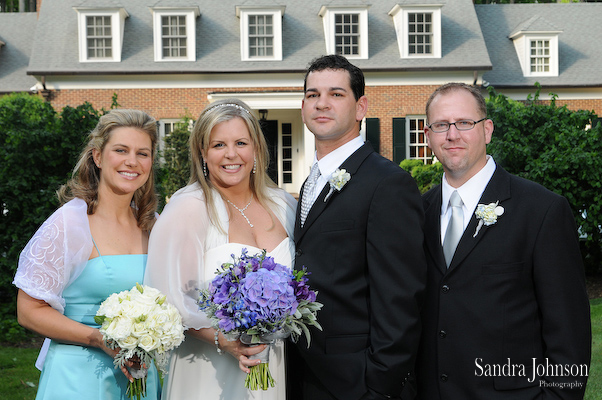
[226,198,254,228]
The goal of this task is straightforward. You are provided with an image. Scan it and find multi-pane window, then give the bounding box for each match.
[408,118,434,164]
[86,16,112,59]
[249,15,274,57]
[530,39,550,73]
[319,7,368,59]
[335,13,359,56]
[408,13,432,55]
[151,8,198,62]
[390,5,441,59]
[162,16,187,58]
[159,119,193,165]
[281,123,293,184]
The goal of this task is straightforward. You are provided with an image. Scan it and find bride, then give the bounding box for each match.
[144,99,296,399]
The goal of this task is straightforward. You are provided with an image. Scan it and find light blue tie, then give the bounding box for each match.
[300,163,321,227]
[443,190,464,267]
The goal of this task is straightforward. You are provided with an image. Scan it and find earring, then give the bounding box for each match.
[203,160,207,177]
[252,157,257,174]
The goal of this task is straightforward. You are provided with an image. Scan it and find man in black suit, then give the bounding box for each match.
[417,82,591,399]
[286,54,426,400]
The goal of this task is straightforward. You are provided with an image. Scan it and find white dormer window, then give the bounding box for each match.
[151,7,199,62]
[509,17,561,77]
[319,6,369,59]
[237,6,284,61]
[74,7,128,62]
[510,34,559,77]
[389,4,442,59]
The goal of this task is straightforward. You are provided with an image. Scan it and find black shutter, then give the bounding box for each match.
[392,117,406,165]
[365,118,380,153]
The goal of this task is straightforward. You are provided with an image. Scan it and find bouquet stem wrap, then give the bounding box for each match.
[246,346,274,390]
[127,367,148,400]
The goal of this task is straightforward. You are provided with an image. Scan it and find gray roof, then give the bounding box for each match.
[26,0,491,75]
[476,3,602,88]
[0,12,38,93]
[508,16,561,38]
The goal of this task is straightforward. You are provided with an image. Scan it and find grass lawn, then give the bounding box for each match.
[0,345,40,400]
[1,299,601,400]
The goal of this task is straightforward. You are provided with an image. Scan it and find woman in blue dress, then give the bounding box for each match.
[13,109,162,400]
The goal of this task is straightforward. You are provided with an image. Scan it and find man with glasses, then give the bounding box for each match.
[416,82,591,399]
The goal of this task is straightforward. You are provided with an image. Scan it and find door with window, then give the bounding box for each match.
[258,110,303,196]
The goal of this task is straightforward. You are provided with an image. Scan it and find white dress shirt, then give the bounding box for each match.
[440,156,496,243]
[310,136,364,198]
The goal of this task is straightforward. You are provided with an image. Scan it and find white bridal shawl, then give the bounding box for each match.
[144,183,296,330]
[13,198,94,369]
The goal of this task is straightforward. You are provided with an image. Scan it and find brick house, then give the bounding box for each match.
[1,0,601,195]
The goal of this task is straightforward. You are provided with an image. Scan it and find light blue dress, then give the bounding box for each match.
[35,253,161,400]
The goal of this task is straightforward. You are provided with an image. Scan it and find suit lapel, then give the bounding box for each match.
[295,143,373,243]
[447,167,512,271]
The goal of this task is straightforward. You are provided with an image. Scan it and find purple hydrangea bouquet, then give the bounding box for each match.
[198,249,322,390]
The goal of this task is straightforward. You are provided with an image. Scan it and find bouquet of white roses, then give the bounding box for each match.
[198,249,322,391]
[95,283,185,400]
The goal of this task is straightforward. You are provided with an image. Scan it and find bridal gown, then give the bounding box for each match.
[160,239,293,400]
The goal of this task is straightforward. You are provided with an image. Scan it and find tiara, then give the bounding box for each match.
[207,103,251,115]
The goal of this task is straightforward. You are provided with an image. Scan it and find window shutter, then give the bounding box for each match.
[393,117,406,164]
[366,118,380,153]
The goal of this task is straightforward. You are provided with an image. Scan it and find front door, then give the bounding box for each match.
[257,110,304,197]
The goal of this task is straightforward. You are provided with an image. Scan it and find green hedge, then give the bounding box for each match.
[0,93,99,342]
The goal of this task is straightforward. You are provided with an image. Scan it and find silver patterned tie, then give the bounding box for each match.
[443,190,464,267]
[300,163,321,227]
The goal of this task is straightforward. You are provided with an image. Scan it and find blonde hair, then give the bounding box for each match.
[57,109,159,231]
[189,98,277,231]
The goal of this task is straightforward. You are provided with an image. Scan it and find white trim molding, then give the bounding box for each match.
[74,7,129,63]
[319,6,369,60]
[150,7,200,62]
[236,6,285,61]
[510,32,560,78]
[389,4,442,59]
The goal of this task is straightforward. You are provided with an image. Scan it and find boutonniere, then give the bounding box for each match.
[324,168,351,202]
[473,201,504,237]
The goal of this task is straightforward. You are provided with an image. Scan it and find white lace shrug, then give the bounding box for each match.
[143,183,297,330]
[13,198,93,313]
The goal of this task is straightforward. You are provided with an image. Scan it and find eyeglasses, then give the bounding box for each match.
[427,118,487,133]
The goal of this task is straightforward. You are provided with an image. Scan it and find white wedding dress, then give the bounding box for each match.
[162,240,293,400]
[144,184,297,400]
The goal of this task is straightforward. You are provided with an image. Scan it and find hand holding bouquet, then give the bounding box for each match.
[95,283,185,400]
[198,249,322,390]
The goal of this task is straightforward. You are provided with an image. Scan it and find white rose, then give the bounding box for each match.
[139,334,160,352]
[131,321,148,338]
[109,317,134,341]
[118,335,139,351]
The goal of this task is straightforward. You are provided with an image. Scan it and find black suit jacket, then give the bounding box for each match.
[417,166,591,400]
[288,143,427,400]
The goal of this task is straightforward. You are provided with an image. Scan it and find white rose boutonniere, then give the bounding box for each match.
[473,201,504,237]
[324,168,351,202]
